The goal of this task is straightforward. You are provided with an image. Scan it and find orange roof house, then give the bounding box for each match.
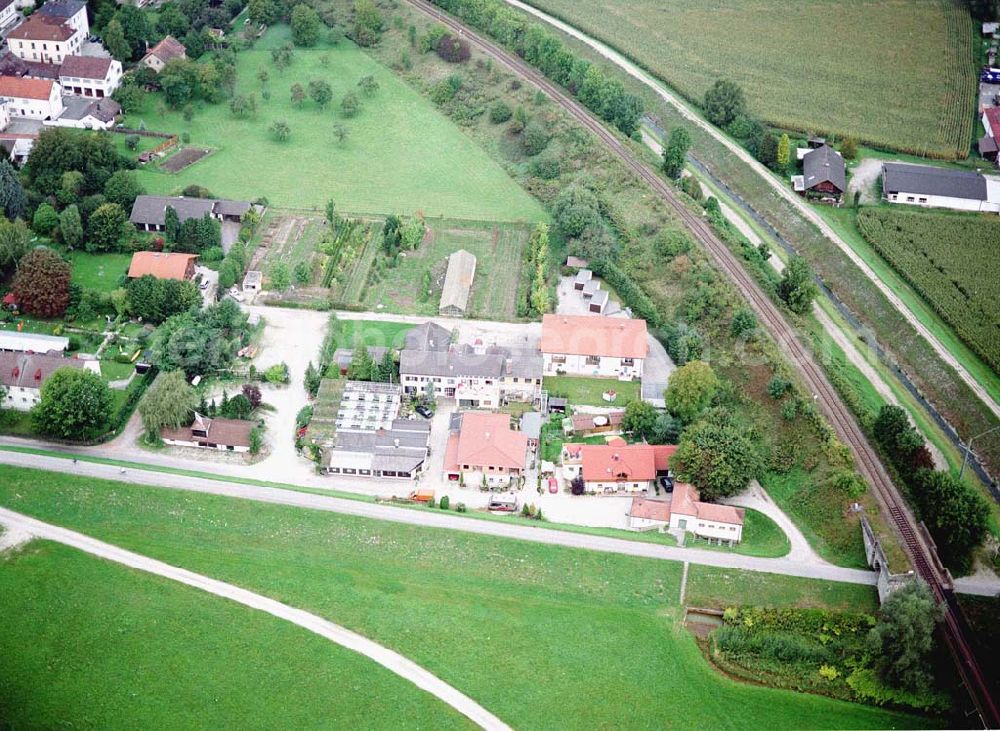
[579,443,675,484]
[540,314,648,359]
[7,14,75,43]
[127,251,197,281]
[444,412,528,477]
[140,35,187,71]
[0,76,57,101]
[670,482,745,526]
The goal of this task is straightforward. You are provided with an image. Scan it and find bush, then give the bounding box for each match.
[488,100,512,123]
[439,495,450,510]
[529,153,561,180]
[455,502,467,513]
[264,363,290,384]
[521,120,549,156]
[32,203,59,235]
[767,377,790,399]
[435,32,470,62]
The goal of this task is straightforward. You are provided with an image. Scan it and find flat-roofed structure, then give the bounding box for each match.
[439,249,476,317]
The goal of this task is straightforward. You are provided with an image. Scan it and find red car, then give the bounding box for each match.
[548,478,558,494]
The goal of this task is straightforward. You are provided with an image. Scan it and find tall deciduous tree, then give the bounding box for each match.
[665,360,719,423]
[672,418,764,501]
[104,18,130,62]
[59,205,84,249]
[868,581,941,692]
[103,170,145,209]
[87,202,129,252]
[12,247,71,317]
[0,217,30,271]
[290,4,321,46]
[353,0,382,47]
[33,368,114,441]
[661,126,691,180]
[703,79,746,127]
[622,399,657,441]
[911,468,989,573]
[139,369,198,439]
[777,255,818,314]
[776,133,791,168]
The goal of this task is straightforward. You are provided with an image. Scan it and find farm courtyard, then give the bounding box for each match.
[128,26,546,221]
[525,0,975,159]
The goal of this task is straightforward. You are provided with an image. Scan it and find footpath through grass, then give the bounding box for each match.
[0,465,930,730]
[0,541,467,728]
[130,26,545,221]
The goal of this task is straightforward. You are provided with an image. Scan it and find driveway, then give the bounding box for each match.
[195,265,218,306]
[221,221,242,253]
[0,507,512,731]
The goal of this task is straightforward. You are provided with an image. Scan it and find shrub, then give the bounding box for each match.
[529,153,561,180]
[439,495,450,510]
[521,120,549,156]
[489,100,512,123]
[435,32,470,63]
[455,502,467,513]
[32,203,59,235]
[767,377,791,399]
[654,229,693,259]
[264,362,290,384]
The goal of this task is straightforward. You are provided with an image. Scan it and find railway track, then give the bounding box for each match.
[404,0,1000,724]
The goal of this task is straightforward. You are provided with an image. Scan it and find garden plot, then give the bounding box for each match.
[330,218,531,319]
[159,147,214,174]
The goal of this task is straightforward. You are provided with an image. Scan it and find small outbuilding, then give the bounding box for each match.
[796,144,845,203]
[574,268,593,291]
[589,290,609,314]
[439,249,476,317]
[242,270,262,294]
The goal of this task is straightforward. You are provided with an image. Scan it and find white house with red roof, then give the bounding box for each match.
[59,55,122,98]
[0,75,63,119]
[540,314,647,379]
[628,484,745,544]
[443,411,529,487]
[6,9,84,65]
[569,442,676,494]
[0,351,97,411]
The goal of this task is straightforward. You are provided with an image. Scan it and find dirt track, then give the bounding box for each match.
[402,1,998,723]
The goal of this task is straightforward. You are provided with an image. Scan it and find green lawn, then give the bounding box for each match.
[65,251,131,293]
[686,508,790,558]
[129,26,545,221]
[543,375,641,407]
[0,465,929,729]
[99,360,135,383]
[0,541,467,728]
[685,565,879,613]
[328,318,415,355]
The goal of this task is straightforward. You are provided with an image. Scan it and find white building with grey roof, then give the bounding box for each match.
[881,162,1000,213]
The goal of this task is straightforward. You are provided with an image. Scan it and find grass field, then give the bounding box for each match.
[349,219,532,319]
[543,375,641,406]
[526,0,975,158]
[128,26,545,220]
[65,251,131,293]
[855,207,1000,374]
[0,465,929,729]
[0,541,466,728]
[327,318,415,355]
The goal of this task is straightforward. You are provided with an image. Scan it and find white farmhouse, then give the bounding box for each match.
[0,352,97,411]
[627,483,745,544]
[0,0,18,30]
[0,76,63,120]
[540,314,647,380]
[59,55,123,98]
[881,162,1000,213]
[35,0,88,38]
[6,11,84,65]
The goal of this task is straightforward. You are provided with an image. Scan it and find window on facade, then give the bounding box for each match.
[622,358,634,366]
[906,196,915,202]
[585,355,600,365]
[919,197,927,203]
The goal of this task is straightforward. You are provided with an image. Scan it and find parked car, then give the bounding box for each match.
[548,477,558,494]
[658,475,674,493]
[415,404,433,419]
[488,493,519,512]
[408,489,435,503]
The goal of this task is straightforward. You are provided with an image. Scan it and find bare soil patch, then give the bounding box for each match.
[161,147,213,174]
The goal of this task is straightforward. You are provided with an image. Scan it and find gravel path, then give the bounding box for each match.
[0,506,512,731]
[502,0,1000,422]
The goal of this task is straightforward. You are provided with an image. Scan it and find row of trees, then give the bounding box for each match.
[347,345,398,383]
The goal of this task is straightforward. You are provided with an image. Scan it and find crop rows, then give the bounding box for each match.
[525,0,976,159]
[856,207,1000,374]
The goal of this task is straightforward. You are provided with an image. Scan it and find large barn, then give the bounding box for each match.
[438,249,476,317]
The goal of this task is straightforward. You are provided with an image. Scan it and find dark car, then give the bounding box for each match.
[415,404,433,419]
[658,476,674,493]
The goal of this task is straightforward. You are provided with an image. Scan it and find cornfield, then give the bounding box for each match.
[526,0,976,159]
[856,207,1000,373]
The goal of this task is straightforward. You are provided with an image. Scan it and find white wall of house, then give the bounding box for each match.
[884,191,1000,213]
[60,60,123,98]
[161,436,249,453]
[670,511,743,542]
[500,376,541,403]
[3,384,42,410]
[6,87,63,120]
[9,34,84,64]
[0,2,17,27]
[585,479,650,494]
[402,373,502,408]
[141,54,167,72]
[628,515,669,531]
[0,103,10,130]
[542,352,643,379]
[62,6,89,36]
[45,111,115,130]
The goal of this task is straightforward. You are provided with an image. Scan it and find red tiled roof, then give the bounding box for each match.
[570,409,625,432]
[670,483,744,526]
[161,414,254,448]
[0,351,83,388]
[581,443,657,482]
[985,107,1000,138]
[143,35,186,63]
[0,75,55,100]
[540,314,648,359]
[453,412,527,471]
[59,55,113,80]
[628,496,671,522]
[128,252,196,280]
[8,14,74,42]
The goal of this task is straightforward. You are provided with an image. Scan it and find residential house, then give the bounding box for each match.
[405,321,451,351]
[666,483,745,543]
[881,162,1000,213]
[161,412,254,452]
[6,12,84,65]
[0,351,97,410]
[574,443,676,494]
[792,144,845,203]
[0,0,17,30]
[540,314,647,379]
[439,248,476,317]
[443,411,528,486]
[321,419,430,479]
[0,76,63,119]
[400,345,542,408]
[0,132,34,165]
[980,107,1000,163]
[35,0,88,37]
[58,55,122,97]
[627,497,672,531]
[0,329,68,353]
[129,195,253,232]
[45,95,119,129]
[139,35,186,72]
[127,251,198,281]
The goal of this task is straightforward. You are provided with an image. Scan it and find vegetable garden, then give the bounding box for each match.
[856,207,1000,374]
